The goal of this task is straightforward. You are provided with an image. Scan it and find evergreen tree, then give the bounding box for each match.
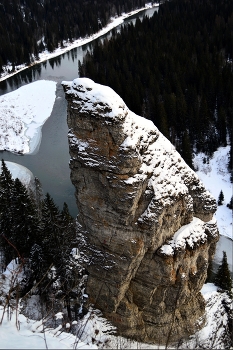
[0,160,15,264]
[157,102,169,139]
[228,136,233,183]
[181,130,193,169]
[29,243,45,282]
[206,258,214,283]
[214,251,233,298]
[217,107,227,146]
[33,176,43,219]
[218,190,224,206]
[11,178,38,259]
[60,202,75,238]
[0,160,14,197]
[56,202,77,320]
[227,196,233,210]
[41,193,61,251]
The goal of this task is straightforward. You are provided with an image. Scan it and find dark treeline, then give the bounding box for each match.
[79,0,233,169]
[0,159,81,309]
[0,0,146,72]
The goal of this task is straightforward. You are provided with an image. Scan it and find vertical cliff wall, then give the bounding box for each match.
[62,78,219,344]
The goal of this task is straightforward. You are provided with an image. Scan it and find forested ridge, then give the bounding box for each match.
[0,0,146,72]
[0,159,82,311]
[79,0,233,170]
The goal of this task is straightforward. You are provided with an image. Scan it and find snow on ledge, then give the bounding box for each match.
[160,217,217,256]
[62,77,128,120]
[0,80,57,154]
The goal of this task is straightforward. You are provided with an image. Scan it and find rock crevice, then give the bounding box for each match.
[62,78,218,344]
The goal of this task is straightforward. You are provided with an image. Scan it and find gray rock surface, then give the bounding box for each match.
[62,78,219,344]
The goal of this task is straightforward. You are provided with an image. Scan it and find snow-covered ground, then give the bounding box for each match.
[0,3,159,83]
[0,80,57,154]
[183,283,232,349]
[0,308,96,349]
[193,146,232,241]
[0,260,96,349]
[0,276,231,349]
[4,161,34,190]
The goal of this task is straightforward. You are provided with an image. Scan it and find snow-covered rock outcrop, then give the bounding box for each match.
[62,78,219,344]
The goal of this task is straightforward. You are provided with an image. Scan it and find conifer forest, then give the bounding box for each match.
[0,0,145,71]
[0,159,79,309]
[79,0,233,169]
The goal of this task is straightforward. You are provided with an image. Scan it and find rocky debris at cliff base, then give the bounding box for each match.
[74,283,233,349]
[0,279,231,349]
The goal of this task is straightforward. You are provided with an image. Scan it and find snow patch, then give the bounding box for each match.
[0,80,57,154]
[5,161,34,188]
[0,305,97,349]
[62,77,127,120]
[160,217,215,255]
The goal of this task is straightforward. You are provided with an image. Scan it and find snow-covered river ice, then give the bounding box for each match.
[0,5,231,273]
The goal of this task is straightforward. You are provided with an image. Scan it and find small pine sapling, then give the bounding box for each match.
[218,190,224,206]
[214,251,233,298]
[227,196,233,210]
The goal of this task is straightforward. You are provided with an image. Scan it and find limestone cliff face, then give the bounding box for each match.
[62,78,219,344]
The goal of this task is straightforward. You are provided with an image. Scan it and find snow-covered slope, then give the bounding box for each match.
[0,260,231,349]
[0,306,97,349]
[193,146,232,240]
[1,280,231,349]
[0,260,97,349]
[5,161,34,189]
[77,283,232,349]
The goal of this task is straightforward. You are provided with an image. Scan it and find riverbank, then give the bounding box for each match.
[0,2,159,83]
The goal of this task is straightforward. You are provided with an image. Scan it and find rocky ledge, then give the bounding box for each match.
[62,78,219,344]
